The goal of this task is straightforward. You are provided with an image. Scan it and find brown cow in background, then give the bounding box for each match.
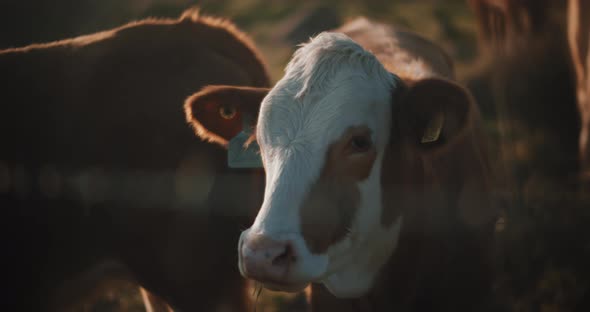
[465,1,590,310]
[1,9,268,312]
[468,0,590,185]
[465,0,580,184]
[467,0,555,55]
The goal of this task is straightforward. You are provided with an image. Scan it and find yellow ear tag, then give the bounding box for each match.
[421,112,444,143]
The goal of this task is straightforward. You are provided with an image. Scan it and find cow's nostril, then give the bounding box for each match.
[272,243,296,267]
[242,234,298,280]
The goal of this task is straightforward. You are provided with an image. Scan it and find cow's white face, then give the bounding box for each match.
[237,32,404,298]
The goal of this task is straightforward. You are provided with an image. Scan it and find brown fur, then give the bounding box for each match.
[568,0,590,178]
[465,0,582,188]
[299,126,376,254]
[324,76,495,312]
[467,0,558,55]
[339,18,455,80]
[381,79,495,309]
[343,20,496,312]
[1,9,269,312]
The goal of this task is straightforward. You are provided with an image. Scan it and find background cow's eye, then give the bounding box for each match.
[219,105,237,119]
[350,135,372,153]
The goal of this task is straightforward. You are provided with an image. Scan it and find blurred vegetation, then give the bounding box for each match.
[2,0,589,311]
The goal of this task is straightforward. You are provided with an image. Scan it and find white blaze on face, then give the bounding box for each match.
[238,32,404,298]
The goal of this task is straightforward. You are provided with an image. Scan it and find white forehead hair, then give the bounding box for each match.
[257,32,398,151]
[285,32,394,99]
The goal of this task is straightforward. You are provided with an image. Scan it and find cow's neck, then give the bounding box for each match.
[357,148,479,311]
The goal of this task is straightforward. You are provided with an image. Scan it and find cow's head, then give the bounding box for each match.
[186,32,491,298]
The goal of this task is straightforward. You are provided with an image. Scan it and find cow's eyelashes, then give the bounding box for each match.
[349,135,372,153]
[219,105,237,119]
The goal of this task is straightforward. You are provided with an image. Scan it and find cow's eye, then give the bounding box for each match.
[219,106,237,119]
[350,135,372,153]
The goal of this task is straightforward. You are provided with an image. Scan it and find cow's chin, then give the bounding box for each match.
[259,281,309,293]
[320,265,375,298]
[320,218,404,299]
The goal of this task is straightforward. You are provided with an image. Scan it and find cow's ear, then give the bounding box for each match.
[184,85,270,148]
[396,78,473,153]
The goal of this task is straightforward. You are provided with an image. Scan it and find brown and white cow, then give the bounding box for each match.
[1,9,268,312]
[187,18,498,311]
[568,0,590,181]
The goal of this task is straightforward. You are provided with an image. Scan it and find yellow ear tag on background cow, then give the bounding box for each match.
[227,114,263,168]
[421,112,444,143]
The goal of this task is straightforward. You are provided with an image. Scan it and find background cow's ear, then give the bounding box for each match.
[184,85,270,148]
[396,78,473,153]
